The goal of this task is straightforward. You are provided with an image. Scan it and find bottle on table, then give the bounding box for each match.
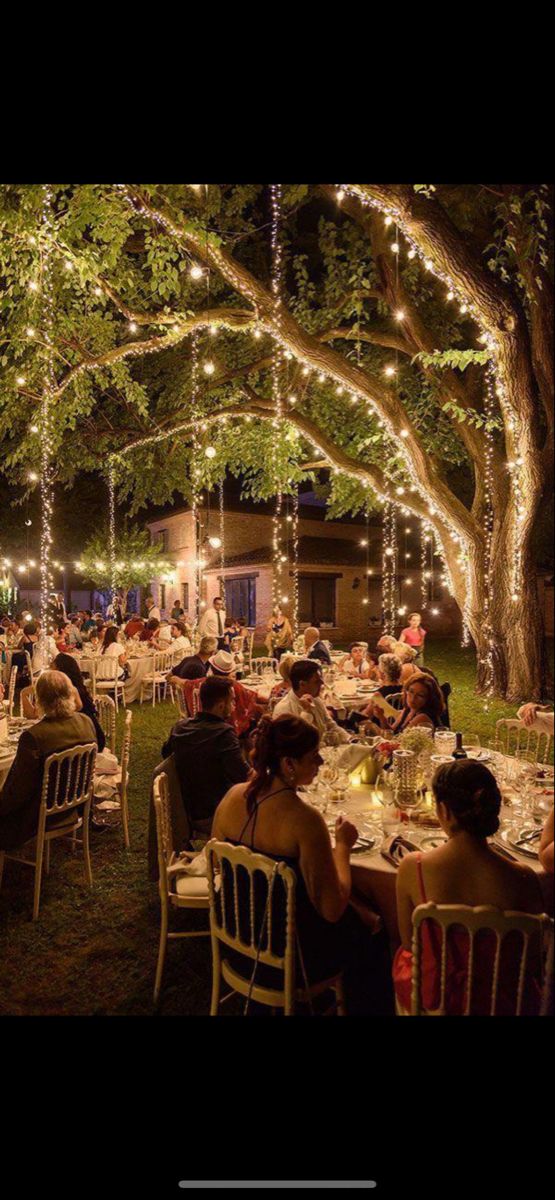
[452,731,468,760]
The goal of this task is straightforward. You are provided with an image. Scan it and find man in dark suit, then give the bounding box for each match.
[0,671,98,851]
[161,675,248,835]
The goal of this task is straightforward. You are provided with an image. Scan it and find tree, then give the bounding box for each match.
[0,183,552,699]
[78,528,172,615]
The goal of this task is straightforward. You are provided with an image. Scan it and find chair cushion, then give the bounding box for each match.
[174,875,209,898]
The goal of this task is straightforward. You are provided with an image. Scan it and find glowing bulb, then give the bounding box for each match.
[288,394,297,404]
[26,327,36,338]
[459,305,468,314]
[511,593,519,602]
[253,328,262,339]
[129,321,138,332]
[431,607,439,615]
[362,597,369,605]
[384,216,393,227]
[28,471,38,482]
[302,366,310,376]
[281,594,289,603]
[336,386,344,395]
[94,286,102,296]
[28,280,38,292]
[29,558,36,568]
[205,446,217,458]
[64,260,73,271]
[394,309,405,321]
[18,565,26,574]
[425,259,433,271]
[16,376,26,386]
[317,373,325,382]
[385,548,394,557]
[391,242,400,254]
[405,527,411,534]
[30,424,39,433]
[203,361,215,375]
[208,536,222,549]
[400,430,409,441]
[396,487,405,496]
[367,569,373,576]
[209,324,218,336]
[336,189,345,202]
[94,561,105,571]
[190,265,203,280]
[407,249,416,259]
[384,365,396,377]
[360,539,368,547]
[405,578,413,585]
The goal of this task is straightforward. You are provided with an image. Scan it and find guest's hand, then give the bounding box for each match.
[335,816,358,849]
[299,695,314,711]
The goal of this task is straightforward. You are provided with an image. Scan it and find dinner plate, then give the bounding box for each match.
[466,749,491,762]
[497,828,539,858]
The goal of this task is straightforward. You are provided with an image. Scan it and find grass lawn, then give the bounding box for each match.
[0,638,551,1017]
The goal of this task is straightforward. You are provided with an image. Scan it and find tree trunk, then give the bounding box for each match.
[464,518,549,703]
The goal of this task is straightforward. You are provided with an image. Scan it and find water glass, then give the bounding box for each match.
[463,732,481,757]
[434,729,456,755]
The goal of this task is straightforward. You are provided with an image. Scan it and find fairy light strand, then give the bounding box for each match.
[39,185,56,645]
[270,183,284,607]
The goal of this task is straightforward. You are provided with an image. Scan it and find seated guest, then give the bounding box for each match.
[376,634,398,655]
[66,617,83,649]
[223,615,243,652]
[394,642,418,678]
[304,625,332,666]
[81,610,97,635]
[365,650,381,681]
[157,620,173,646]
[0,670,98,851]
[375,652,403,696]
[539,807,554,875]
[273,659,350,745]
[50,653,106,751]
[170,636,217,684]
[139,617,160,643]
[517,702,554,737]
[162,675,249,836]
[170,620,192,659]
[54,623,73,653]
[365,672,444,736]
[270,653,296,700]
[207,650,267,735]
[338,642,371,678]
[124,613,144,639]
[170,601,185,621]
[96,625,126,679]
[212,716,393,1013]
[393,760,544,1015]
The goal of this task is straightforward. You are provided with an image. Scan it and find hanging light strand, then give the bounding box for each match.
[382,501,397,634]
[190,332,203,629]
[292,484,299,636]
[270,183,284,607]
[218,479,225,599]
[108,457,117,604]
[39,185,56,644]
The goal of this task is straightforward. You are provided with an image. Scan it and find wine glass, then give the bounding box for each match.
[463,732,481,757]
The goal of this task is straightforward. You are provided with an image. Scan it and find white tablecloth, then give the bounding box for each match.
[79,652,155,705]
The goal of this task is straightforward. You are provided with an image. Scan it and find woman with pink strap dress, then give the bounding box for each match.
[393,760,544,1015]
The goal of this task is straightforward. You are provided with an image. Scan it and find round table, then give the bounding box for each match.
[78,651,155,705]
[308,775,551,944]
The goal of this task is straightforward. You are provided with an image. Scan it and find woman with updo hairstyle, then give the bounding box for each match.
[212,715,394,1013]
[393,759,544,1015]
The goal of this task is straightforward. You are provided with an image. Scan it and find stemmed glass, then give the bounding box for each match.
[463,732,481,757]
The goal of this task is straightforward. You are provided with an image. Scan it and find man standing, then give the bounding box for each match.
[273,659,350,745]
[145,595,161,622]
[161,675,249,835]
[198,595,227,648]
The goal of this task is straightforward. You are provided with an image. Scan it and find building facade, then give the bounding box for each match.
[146,502,464,647]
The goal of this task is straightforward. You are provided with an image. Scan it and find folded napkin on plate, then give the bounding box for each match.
[381,833,420,867]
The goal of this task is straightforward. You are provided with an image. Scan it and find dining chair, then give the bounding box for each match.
[91,658,126,712]
[94,694,116,754]
[0,742,97,920]
[387,691,404,710]
[175,686,189,718]
[495,718,552,764]
[140,650,173,707]
[206,839,346,1017]
[408,901,553,1016]
[152,773,210,1007]
[113,709,133,849]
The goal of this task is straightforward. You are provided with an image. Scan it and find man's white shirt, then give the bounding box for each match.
[272,688,349,744]
[198,607,227,639]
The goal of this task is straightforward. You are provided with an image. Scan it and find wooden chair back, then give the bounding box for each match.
[95,694,116,754]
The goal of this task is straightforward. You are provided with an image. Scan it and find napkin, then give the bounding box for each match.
[175,847,208,876]
[381,833,420,867]
[335,744,373,773]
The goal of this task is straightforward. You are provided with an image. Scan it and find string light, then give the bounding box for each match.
[108,458,117,606]
[382,501,397,634]
[270,182,285,608]
[190,331,202,629]
[292,484,299,637]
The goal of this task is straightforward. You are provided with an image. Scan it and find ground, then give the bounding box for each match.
[0,639,552,1017]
